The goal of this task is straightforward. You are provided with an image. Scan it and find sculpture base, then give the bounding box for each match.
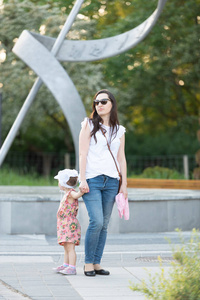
[0,186,200,235]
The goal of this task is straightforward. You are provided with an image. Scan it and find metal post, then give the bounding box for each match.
[0,92,2,147]
[65,153,70,169]
[183,155,189,180]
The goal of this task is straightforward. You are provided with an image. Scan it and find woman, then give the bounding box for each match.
[79,89,127,276]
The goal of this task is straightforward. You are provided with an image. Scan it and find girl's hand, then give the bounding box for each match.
[119,184,128,199]
[79,180,89,194]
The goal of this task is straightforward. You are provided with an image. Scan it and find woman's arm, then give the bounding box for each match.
[117,134,128,199]
[79,120,91,193]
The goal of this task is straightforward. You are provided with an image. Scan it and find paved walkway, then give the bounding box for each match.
[0,232,194,300]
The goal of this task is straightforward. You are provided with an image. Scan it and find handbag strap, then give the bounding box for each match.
[100,127,121,177]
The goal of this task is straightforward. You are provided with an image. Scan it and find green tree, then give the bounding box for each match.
[0,0,106,159]
[101,0,200,136]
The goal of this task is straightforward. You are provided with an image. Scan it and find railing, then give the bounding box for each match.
[2,152,75,176]
[126,154,196,178]
[1,152,197,179]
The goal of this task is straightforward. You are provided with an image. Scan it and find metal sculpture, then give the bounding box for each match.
[0,0,167,168]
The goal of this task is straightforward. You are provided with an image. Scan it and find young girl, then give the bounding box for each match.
[53,169,83,275]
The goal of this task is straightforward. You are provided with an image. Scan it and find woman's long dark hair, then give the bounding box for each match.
[90,89,119,143]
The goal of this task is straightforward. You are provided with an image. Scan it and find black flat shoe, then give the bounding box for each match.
[84,267,96,277]
[95,269,110,275]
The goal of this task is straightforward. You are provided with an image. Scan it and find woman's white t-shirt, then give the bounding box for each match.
[81,118,126,180]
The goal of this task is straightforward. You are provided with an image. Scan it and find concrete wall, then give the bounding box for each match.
[0,186,200,234]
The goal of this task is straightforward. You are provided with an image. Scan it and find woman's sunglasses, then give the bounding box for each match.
[93,98,111,106]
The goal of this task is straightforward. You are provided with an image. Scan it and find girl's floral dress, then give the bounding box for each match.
[57,189,81,246]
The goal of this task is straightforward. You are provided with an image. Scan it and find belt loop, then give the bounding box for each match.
[104,175,108,185]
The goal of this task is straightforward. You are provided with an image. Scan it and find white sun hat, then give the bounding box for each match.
[54,169,78,188]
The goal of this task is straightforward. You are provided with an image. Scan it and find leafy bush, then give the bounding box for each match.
[141,166,185,179]
[130,229,200,300]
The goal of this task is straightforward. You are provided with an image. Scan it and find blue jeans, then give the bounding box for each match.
[82,175,119,264]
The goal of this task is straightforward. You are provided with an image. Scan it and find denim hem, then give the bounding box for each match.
[85,261,96,264]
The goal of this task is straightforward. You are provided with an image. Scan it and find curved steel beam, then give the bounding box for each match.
[0,0,167,168]
[28,0,167,62]
[13,30,86,166]
[0,0,85,168]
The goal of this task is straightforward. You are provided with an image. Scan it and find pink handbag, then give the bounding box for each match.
[100,128,129,219]
[115,193,129,220]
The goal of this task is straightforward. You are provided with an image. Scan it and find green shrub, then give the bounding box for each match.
[141,166,185,179]
[130,229,200,300]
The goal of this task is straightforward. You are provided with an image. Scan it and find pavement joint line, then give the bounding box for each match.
[0,251,173,255]
[123,266,140,279]
[62,274,84,300]
[0,279,32,299]
[123,267,144,283]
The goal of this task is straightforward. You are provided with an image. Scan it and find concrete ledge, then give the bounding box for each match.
[0,186,200,234]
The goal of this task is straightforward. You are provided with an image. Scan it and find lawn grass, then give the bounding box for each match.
[0,166,186,186]
[0,168,57,186]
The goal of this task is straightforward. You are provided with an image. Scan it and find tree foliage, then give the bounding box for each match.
[0,0,199,158]
[100,0,200,135]
[0,0,106,153]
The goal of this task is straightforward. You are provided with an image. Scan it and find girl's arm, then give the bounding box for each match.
[79,120,91,193]
[117,134,128,199]
[70,190,84,200]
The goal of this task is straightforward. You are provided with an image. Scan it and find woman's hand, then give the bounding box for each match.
[79,180,89,194]
[119,184,128,199]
